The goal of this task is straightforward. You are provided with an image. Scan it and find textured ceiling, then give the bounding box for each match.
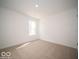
[0,0,78,19]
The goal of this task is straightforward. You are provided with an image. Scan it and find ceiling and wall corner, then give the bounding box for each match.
[0,0,78,19]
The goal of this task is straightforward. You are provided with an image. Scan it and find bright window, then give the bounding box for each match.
[29,20,36,35]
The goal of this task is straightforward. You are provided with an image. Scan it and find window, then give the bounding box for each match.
[29,20,36,35]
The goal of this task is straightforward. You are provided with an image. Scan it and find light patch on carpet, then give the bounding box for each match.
[16,42,31,49]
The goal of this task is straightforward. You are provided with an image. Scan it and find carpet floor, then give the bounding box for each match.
[0,39,77,59]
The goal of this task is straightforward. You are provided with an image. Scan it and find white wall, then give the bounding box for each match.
[0,7,39,49]
[40,8,78,48]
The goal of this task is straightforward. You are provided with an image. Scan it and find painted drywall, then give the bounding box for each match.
[0,7,39,49]
[40,8,78,48]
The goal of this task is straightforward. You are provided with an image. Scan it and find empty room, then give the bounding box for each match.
[0,0,78,59]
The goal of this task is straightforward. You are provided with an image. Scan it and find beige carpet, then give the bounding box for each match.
[0,40,77,59]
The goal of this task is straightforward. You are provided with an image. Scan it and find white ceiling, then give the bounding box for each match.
[0,0,78,19]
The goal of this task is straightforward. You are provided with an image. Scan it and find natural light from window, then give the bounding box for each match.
[29,20,36,35]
